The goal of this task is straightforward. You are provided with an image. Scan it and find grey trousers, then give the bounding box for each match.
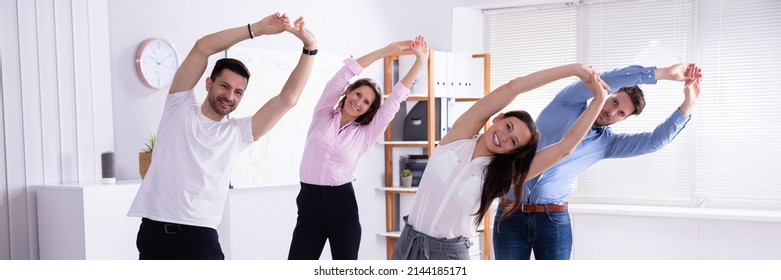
[391,216,472,260]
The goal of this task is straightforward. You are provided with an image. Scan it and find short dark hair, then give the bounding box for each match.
[619,86,645,116]
[338,78,382,125]
[210,58,250,82]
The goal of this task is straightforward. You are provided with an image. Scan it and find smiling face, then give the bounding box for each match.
[338,78,382,125]
[595,90,637,126]
[204,69,247,119]
[484,113,534,155]
[341,85,376,120]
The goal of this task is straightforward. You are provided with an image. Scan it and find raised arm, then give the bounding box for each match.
[442,63,605,145]
[355,40,415,69]
[251,16,317,140]
[525,71,608,179]
[363,36,429,139]
[170,13,290,94]
[678,64,702,116]
[655,63,695,82]
[399,35,428,88]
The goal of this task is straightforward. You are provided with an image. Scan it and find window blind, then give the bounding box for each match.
[485,3,578,119]
[695,0,781,201]
[575,0,696,204]
[486,0,698,205]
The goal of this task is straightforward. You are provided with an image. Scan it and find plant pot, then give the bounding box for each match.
[139,152,152,179]
[401,176,413,188]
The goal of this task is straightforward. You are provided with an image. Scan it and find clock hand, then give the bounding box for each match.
[160,63,176,70]
[159,54,172,64]
[149,54,162,64]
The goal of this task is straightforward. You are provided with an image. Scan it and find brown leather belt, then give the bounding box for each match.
[521,202,568,213]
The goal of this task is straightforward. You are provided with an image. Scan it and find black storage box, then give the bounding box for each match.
[405,155,428,187]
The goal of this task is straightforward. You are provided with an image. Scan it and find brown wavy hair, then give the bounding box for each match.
[337,78,382,125]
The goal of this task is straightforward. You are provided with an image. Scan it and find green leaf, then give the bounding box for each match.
[142,134,155,153]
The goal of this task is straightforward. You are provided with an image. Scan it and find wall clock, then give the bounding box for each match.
[134,38,179,89]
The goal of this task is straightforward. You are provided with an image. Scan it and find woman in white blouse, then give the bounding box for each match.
[393,63,608,260]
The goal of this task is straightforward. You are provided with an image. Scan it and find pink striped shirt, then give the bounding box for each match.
[299,58,409,186]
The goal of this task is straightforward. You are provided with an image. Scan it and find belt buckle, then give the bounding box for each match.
[520,204,532,213]
[164,224,182,234]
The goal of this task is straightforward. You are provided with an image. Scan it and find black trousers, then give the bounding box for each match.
[136,218,224,260]
[287,182,361,260]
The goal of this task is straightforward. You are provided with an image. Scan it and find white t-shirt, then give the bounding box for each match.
[128,90,254,228]
[407,135,491,238]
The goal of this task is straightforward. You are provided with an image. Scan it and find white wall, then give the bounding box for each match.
[1,0,518,260]
[106,1,527,182]
[0,6,8,258]
[14,0,769,261]
[105,0,461,261]
[570,205,781,259]
[104,0,531,261]
[1,0,115,260]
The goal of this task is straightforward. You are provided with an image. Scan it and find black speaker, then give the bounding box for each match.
[101,151,116,184]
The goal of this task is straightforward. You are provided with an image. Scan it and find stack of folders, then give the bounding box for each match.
[405,155,428,187]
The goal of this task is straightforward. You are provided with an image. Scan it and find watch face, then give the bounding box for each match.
[135,38,179,89]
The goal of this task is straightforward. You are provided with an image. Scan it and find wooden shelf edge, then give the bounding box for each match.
[378,231,402,238]
[383,95,479,102]
[380,231,482,239]
[379,140,438,145]
[381,95,429,101]
[379,141,429,148]
[377,187,418,193]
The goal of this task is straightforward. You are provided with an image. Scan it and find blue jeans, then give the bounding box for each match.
[492,205,572,260]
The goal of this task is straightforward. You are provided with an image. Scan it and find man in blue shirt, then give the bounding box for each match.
[492,63,702,260]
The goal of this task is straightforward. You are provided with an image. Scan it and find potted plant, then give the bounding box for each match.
[401,168,413,188]
[139,134,155,180]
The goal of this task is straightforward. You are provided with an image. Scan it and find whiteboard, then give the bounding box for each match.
[225,47,345,188]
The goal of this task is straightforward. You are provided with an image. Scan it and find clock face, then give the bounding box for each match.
[135,38,179,89]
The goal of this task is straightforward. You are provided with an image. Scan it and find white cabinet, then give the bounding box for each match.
[36,181,142,260]
[35,181,300,260]
[400,51,484,99]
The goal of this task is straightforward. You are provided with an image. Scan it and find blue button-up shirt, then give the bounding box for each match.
[511,65,691,204]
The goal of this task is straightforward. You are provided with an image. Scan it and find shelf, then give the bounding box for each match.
[383,95,429,101]
[454,97,481,102]
[379,141,429,147]
[378,231,402,238]
[381,230,482,239]
[383,95,479,102]
[380,50,492,260]
[378,187,418,194]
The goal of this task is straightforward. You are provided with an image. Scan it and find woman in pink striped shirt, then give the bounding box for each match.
[288,36,429,260]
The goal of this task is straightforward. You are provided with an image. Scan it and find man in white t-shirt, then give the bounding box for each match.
[127,13,317,260]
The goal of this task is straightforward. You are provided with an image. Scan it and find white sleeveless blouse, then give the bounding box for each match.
[407,134,491,238]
